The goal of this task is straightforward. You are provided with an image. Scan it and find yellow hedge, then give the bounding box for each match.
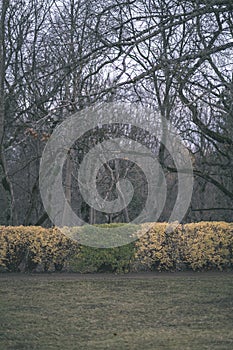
[182,222,233,271]
[0,222,233,273]
[0,226,79,272]
[135,222,233,271]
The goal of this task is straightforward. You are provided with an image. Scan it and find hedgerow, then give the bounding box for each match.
[0,222,232,273]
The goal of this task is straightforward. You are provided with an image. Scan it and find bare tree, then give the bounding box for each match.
[1,0,233,226]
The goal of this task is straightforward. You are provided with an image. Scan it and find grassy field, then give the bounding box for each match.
[0,272,233,349]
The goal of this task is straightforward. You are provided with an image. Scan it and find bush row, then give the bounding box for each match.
[0,222,233,273]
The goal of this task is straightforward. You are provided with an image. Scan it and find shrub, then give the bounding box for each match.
[64,223,139,248]
[134,223,182,271]
[134,222,233,271]
[68,244,135,273]
[182,222,233,271]
[0,226,79,272]
[0,226,27,272]
[65,223,137,273]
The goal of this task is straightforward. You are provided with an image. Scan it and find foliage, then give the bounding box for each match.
[68,244,135,273]
[182,222,233,271]
[63,223,137,273]
[0,226,79,272]
[64,223,139,248]
[0,222,233,273]
[135,222,233,271]
[135,223,183,271]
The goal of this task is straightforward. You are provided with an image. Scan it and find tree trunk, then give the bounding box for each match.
[0,0,15,225]
[62,151,72,226]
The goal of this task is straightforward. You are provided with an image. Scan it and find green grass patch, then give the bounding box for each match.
[0,273,233,349]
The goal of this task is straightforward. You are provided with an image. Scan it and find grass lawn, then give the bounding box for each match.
[0,272,232,349]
